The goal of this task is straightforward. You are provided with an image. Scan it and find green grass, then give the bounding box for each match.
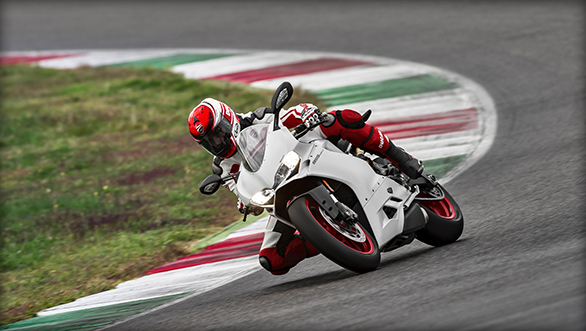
[0,64,324,325]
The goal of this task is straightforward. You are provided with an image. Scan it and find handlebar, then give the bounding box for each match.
[293,123,309,139]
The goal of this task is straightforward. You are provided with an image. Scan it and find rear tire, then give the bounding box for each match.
[288,196,380,273]
[415,185,464,246]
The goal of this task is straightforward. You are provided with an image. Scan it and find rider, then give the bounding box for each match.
[188,98,424,275]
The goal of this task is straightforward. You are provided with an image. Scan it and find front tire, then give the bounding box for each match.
[415,185,464,246]
[288,196,380,273]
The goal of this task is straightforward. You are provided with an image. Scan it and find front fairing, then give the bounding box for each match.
[236,125,299,205]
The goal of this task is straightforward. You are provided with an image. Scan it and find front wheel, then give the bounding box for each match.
[415,184,464,246]
[288,196,380,273]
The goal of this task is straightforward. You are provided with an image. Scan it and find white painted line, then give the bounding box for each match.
[250,63,425,91]
[171,52,322,79]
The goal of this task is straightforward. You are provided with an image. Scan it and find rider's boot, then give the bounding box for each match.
[259,235,319,275]
[382,141,424,179]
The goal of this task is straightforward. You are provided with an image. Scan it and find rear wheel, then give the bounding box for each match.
[288,196,380,273]
[415,185,464,246]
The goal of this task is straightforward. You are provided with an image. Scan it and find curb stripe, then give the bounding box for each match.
[205,58,373,84]
[250,63,423,91]
[37,50,186,69]
[395,131,481,160]
[172,52,322,79]
[315,74,459,106]
[109,53,238,69]
[188,213,269,252]
[146,233,264,274]
[0,53,81,65]
[177,232,265,260]
[376,108,478,140]
[330,89,474,121]
[35,257,261,317]
[2,294,188,331]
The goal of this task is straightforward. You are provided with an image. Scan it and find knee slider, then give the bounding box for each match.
[259,256,272,271]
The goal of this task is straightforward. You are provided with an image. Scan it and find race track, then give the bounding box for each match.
[3,1,584,330]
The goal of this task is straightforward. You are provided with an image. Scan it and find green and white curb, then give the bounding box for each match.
[1,49,496,330]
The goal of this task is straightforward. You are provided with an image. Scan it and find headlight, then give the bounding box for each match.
[250,188,275,207]
[273,151,301,188]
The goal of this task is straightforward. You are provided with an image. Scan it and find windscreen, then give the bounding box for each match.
[237,124,269,172]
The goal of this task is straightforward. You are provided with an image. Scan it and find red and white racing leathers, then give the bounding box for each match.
[215,104,422,275]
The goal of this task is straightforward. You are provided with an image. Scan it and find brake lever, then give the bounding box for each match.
[293,113,328,139]
[221,172,240,184]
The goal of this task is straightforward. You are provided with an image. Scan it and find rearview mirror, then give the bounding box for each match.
[199,174,222,195]
[271,82,293,131]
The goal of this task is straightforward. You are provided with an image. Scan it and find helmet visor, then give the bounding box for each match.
[199,117,233,157]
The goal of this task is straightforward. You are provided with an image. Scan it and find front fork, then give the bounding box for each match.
[288,184,358,225]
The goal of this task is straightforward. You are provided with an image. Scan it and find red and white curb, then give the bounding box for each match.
[1,49,496,320]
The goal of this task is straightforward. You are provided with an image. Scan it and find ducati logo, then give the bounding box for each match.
[378,131,385,149]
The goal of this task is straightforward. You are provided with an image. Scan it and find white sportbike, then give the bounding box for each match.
[200,82,463,273]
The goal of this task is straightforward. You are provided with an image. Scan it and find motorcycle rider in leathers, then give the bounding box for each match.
[188,98,424,275]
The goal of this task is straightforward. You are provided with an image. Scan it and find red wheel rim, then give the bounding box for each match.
[419,193,456,219]
[306,200,374,254]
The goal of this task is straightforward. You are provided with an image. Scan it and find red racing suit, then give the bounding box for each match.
[214,104,422,275]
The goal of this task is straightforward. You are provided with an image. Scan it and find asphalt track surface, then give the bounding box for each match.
[3,1,584,330]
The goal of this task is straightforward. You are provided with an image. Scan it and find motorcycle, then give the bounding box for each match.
[199,82,463,273]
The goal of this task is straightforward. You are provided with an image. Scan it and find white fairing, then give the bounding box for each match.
[236,124,414,249]
[236,125,298,205]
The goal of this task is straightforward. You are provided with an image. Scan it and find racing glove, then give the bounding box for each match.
[300,104,322,128]
[237,198,263,216]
